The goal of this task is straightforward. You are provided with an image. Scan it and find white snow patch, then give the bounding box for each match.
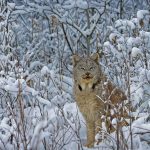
[131,47,142,58]
[109,33,118,42]
[36,96,51,106]
[7,3,15,9]
[115,19,136,30]
[76,0,88,9]
[41,66,50,76]
[137,10,149,19]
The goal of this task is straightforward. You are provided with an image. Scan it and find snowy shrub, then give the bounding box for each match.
[103,9,150,149]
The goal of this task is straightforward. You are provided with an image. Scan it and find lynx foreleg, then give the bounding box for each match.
[84,120,95,148]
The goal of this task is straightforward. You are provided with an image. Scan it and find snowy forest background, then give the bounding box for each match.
[0,0,150,149]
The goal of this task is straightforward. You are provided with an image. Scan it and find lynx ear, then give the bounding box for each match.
[90,53,99,63]
[72,55,81,66]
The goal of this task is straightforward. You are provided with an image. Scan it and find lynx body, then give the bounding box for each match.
[73,53,127,148]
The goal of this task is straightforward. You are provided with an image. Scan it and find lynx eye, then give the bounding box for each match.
[80,67,85,70]
[90,67,95,70]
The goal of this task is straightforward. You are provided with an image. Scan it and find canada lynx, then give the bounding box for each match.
[73,53,128,148]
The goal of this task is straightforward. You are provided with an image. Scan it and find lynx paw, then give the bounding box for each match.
[84,142,94,148]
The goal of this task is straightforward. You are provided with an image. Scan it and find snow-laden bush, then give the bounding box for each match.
[103,9,150,149]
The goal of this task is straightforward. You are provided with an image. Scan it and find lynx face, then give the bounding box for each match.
[73,53,101,90]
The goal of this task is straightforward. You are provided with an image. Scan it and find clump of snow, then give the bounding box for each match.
[30,61,43,71]
[137,10,149,19]
[76,0,88,9]
[112,118,117,125]
[115,19,136,30]
[109,33,118,42]
[30,120,48,149]
[63,0,88,9]
[7,3,16,10]
[36,96,51,107]
[4,79,39,96]
[139,30,150,38]
[95,133,101,141]
[127,37,141,48]
[41,66,50,76]
[131,47,142,58]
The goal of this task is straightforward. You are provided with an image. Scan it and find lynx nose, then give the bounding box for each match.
[85,72,90,76]
[82,72,93,80]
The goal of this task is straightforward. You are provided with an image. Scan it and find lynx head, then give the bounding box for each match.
[73,53,101,90]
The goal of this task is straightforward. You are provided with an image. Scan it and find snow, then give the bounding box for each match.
[76,0,88,9]
[127,37,141,47]
[30,120,48,149]
[7,3,16,10]
[36,96,51,107]
[109,33,118,42]
[4,79,39,96]
[29,61,44,71]
[83,12,100,36]
[140,30,150,38]
[131,47,142,58]
[131,18,138,25]
[103,41,112,51]
[137,10,149,19]
[112,118,117,125]
[51,92,70,106]
[63,0,88,9]
[41,66,50,76]
[4,84,18,93]
[115,19,136,30]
